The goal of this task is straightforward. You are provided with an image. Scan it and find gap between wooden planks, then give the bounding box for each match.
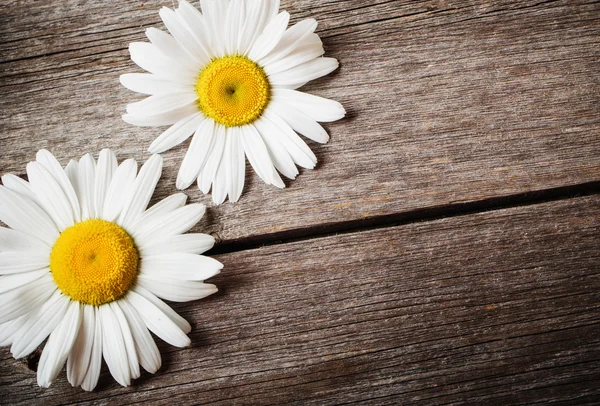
[1,0,599,244]
[1,195,599,405]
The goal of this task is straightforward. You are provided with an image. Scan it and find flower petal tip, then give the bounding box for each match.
[175,178,192,191]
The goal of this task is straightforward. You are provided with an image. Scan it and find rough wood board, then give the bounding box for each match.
[1,0,599,243]
[1,195,599,405]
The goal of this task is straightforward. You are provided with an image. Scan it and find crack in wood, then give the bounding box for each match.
[209,180,600,255]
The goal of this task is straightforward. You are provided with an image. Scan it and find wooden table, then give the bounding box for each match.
[1,0,599,404]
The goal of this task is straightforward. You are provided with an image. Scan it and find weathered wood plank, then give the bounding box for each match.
[1,0,599,243]
[1,195,599,404]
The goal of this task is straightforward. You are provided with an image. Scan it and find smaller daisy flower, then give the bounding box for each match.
[121,0,346,204]
[0,149,221,390]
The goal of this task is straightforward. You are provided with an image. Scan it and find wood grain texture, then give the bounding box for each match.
[1,0,599,243]
[1,195,599,405]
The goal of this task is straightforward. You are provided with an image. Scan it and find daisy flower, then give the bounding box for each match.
[0,149,221,390]
[121,0,346,204]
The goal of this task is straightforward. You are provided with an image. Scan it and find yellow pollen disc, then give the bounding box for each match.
[50,219,139,306]
[196,55,270,127]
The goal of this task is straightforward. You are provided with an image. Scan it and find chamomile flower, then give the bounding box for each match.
[0,149,221,390]
[121,0,345,204]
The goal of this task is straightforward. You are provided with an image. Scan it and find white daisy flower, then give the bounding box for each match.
[121,0,346,204]
[0,149,221,390]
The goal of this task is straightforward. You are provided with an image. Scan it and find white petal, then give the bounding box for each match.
[132,204,206,247]
[78,153,97,220]
[26,162,75,231]
[94,149,118,218]
[67,305,95,388]
[122,104,199,127]
[238,0,263,54]
[35,149,81,223]
[120,73,191,95]
[270,165,286,189]
[224,127,245,202]
[225,0,245,55]
[118,154,163,229]
[125,290,191,347]
[144,27,199,69]
[269,57,338,86]
[279,81,309,90]
[110,302,140,380]
[1,174,37,202]
[140,253,222,281]
[138,233,215,257]
[248,11,289,61]
[210,154,228,205]
[241,0,280,55]
[294,32,321,48]
[260,18,318,66]
[0,269,49,294]
[11,290,68,359]
[263,40,324,76]
[37,301,82,388]
[198,123,226,194]
[262,0,280,26]
[137,275,218,303]
[160,7,209,64]
[0,273,54,325]
[269,100,329,143]
[0,316,26,346]
[0,227,49,252]
[80,309,102,392]
[147,193,189,217]
[132,285,191,333]
[240,124,285,188]
[99,304,131,387]
[128,42,197,84]
[271,88,346,122]
[149,112,205,155]
[176,118,216,190]
[200,0,229,56]
[129,193,187,233]
[0,252,48,274]
[141,193,188,220]
[102,158,138,222]
[263,110,317,168]
[0,186,58,247]
[253,118,299,179]
[126,93,198,117]
[118,298,161,374]
[175,0,214,61]
[65,160,79,196]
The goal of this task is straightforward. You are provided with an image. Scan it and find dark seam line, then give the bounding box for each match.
[208,180,600,255]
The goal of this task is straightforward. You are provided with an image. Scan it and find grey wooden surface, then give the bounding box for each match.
[1,196,599,405]
[1,0,599,243]
[1,0,600,404]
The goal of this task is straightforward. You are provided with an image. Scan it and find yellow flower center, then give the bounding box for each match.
[50,219,138,306]
[196,55,270,127]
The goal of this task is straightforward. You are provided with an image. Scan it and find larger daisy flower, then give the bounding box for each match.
[0,149,221,390]
[121,0,345,204]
